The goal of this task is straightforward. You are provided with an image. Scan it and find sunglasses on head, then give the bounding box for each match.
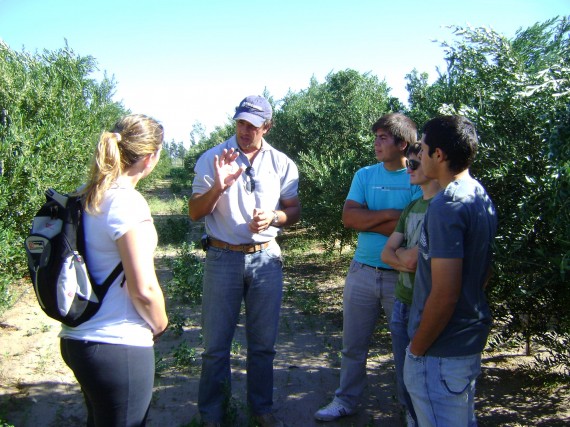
[406,159,421,171]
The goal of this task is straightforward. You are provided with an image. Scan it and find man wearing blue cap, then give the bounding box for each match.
[189,95,301,427]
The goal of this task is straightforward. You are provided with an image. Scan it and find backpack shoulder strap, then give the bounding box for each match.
[75,195,125,296]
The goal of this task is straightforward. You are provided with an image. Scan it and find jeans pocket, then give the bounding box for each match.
[264,243,282,260]
[348,260,359,274]
[206,246,225,261]
[405,346,425,365]
[440,355,480,395]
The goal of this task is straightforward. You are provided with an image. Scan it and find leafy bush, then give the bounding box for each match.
[169,166,191,194]
[155,216,190,245]
[0,41,126,310]
[172,342,198,371]
[168,242,204,305]
[0,227,23,313]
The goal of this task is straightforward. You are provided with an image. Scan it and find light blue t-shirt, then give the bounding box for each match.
[192,135,299,244]
[346,163,422,268]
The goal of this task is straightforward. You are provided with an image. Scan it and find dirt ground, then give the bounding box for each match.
[1,267,569,427]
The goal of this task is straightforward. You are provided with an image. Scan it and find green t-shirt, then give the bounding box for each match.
[394,196,432,305]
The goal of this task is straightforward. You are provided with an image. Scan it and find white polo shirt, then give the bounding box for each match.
[192,135,299,244]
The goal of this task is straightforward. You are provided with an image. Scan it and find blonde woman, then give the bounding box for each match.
[59,114,168,427]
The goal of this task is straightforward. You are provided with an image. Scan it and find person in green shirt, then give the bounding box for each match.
[381,142,440,426]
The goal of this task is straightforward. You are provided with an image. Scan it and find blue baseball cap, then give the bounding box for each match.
[233,95,272,127]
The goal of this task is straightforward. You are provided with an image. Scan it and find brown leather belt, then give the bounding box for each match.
[208,237,272,254]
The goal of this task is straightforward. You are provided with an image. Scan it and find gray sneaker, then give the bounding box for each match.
[314,400,355,421]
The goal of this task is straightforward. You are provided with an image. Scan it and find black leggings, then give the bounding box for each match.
[60,338,155,427]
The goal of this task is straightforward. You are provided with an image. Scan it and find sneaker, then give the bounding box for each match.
[253,412,284,427]
[314,400,355,421]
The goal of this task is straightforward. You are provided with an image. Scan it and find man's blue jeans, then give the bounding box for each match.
[334,260,397,410]
[390,299,417,425]
[198,244,283,423]
[404,348,481,427]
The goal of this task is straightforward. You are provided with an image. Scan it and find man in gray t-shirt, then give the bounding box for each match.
[405,116,497,427]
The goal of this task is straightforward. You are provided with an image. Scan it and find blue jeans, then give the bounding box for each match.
[198,244,283,423]
[404,348,481,427]
[334,260,397,410]
[390,299,417,425]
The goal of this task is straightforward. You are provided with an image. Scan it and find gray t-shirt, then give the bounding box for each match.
[192,135,299,244]
[408,176,497,357]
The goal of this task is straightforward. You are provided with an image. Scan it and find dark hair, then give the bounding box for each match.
[421,115,478,173]
[406,142,422,158]
[371,113,417,150]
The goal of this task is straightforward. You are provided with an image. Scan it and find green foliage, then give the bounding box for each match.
[270,69,402,250]
[167,308,189,337]
[168,242,204,305]
[284,278,321,316]
[0,41,126,309]
[172,342,198,371]
[407,17,570,367]
[534,331,570,376]
[0,418,15,427]
[146,193,188,216]
[163,139,187,161]
[154,216,190,245]
[0,227,23,313]
[137,150,172,192]
[169,166,191,194]
[154,348,169,377]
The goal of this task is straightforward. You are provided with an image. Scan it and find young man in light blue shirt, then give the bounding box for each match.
[315,113,421,422]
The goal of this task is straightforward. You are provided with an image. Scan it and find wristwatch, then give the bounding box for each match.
[271,210,279,226]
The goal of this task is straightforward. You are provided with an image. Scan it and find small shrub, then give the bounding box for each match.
[168,308,188,337]
[155,216,190,245]
[0,228,24,313]
[534,331,570,377]
[172,342,198,371]
[284,279,321,316]
[154,348,168,377]
[168,242,204,305]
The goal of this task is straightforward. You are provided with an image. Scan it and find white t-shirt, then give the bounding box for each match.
[58,186,155,347]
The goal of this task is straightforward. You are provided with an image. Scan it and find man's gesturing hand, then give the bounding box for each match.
[214,148,243,191]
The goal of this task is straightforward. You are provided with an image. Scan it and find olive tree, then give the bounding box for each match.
[0,41,125,310]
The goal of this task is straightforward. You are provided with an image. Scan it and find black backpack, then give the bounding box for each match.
[24,188,123,327]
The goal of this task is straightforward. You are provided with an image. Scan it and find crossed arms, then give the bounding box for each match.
[342,199,401,237]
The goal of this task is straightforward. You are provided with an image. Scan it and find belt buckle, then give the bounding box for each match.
[243,243,262,253]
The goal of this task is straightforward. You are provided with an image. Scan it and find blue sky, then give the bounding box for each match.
[0,0,567,145]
